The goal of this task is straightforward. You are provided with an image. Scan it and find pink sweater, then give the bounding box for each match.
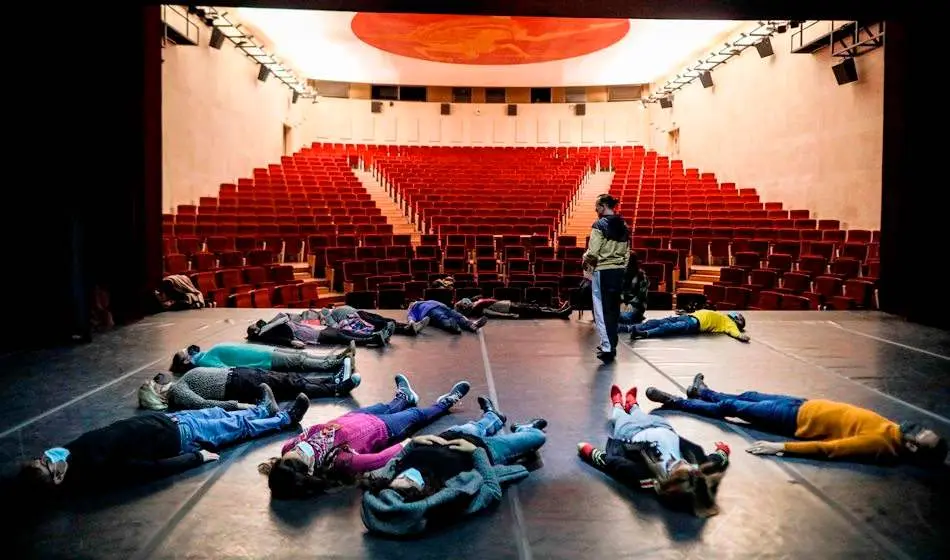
[280,412,405,475]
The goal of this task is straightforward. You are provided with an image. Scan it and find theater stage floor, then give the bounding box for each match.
[2,310,949,559]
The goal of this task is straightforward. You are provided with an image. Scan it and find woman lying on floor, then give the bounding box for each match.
[359,396,547,537]
[454,297,572,320]
[247,310,392,348]
[316,306,429,337]
[260,375,470,499]
[577,384,731,517]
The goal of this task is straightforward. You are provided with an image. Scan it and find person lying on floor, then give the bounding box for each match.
[171,341,354,375]
[247,311,390,348]
[407,300,487,334]
[260,374,471,499]
[617,252,650,328]
[577,384,730,517]
[629,310,749,342]
[360,396,547,537]
[316,306,429,337]
[18,384,310,499]
[138,363,360,412]
[646,374,949,465]
[454,297,572,320]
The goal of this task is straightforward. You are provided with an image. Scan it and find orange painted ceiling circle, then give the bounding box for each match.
[351,13,630,65]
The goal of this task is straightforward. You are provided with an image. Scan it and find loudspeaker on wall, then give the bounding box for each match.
[440,103,451,115]
[507,104,518,116]
[371,101,382,113]
[210,27,225,49]
[659,97,673,109]
[755,38,774,58]
[832,58,858,85]
[257,65,270,82]
[699,71,714,88]
[574,103,586,116]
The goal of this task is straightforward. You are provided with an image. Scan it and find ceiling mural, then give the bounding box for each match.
[350,14,630,65]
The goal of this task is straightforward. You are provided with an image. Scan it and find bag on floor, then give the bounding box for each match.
[156,274,206,311]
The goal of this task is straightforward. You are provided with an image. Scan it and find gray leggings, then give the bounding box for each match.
[270,349,344,374]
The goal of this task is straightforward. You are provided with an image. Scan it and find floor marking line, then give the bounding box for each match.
[479,329,533,560]
[621,339,913,560]
[825,321,950,361]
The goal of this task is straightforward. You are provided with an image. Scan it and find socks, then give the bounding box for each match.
[578,442,606,467]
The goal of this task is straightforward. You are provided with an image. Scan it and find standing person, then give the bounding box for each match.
[17,384,310,498]
[583,194,631,363]
[577,384,730,517]
[645,374,949,464]
[260,374,471,498]
[170,341,354,375]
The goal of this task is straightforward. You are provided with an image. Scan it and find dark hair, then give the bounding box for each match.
[656,463,725,517]
[913,436,949,467]
[17,461,56,502]
[596,194,619,209]
[259,454,355,500]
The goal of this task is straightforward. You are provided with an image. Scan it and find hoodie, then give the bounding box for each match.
[360,446,529,536]
[583,215,630,271]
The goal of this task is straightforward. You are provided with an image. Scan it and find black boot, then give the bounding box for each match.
[596,350,616,363]
[645,387,678,406]
[477,396,507,424]
[285,393,311,426]
[686,373,709,399]
[512,418,548,432]
[257,383,279,416]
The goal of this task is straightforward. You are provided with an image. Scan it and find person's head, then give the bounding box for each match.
[455,298,474,312]
[726,312,746,332]
[595,194,619,217]
[18,448,71,499]
[655,460,724,517]
[138,373,173,410]
[900,423,948,466]
[259,442,350,499]
[170,345,200,374]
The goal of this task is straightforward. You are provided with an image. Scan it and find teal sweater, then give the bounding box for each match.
[360,446,529,536]
[193,343,273,369]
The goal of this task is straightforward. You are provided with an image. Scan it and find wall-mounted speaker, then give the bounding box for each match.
[699,71,714,88]
[440,103,451,115]
[257,65,270,82]
[659,97,673,109]
[209,27,225,49]
[832,57,858,85]
[574,103,586,116]
[507,104,517,116]
[755,38,774,58]
[371,101,382,113]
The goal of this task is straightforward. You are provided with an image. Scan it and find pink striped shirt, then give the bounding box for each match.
[280,412,405,475]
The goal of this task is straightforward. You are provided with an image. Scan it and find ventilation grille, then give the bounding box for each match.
[608,85,643,102]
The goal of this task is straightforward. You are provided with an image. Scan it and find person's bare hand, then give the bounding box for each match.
[737,334,751,343]
[446,439,478,453]
[746,441,784,455]
[412,434,449,446]
[199,449,220,462]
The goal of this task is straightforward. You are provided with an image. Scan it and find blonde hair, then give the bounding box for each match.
[137,381,168,410]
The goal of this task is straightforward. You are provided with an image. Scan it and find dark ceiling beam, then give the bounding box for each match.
[214,1,896,20]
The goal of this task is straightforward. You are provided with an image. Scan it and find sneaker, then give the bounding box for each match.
[477,395,507,424]
[624,387,638,413]
[285,393,310,425]
[630,330,648,340]
[448,323,463,334]
[470,317,488,331]
[512,418,547,432]
[645,387,678,406]
[610,385,623,407]
[333,357,353,386]
[258,383,279,416]
[371,332,388,347]
[577,442,606,467]
[411,316,430,334]
[337,372,361,396]
[686,373,708,400]
[437,381,471,408]
[394,374,418,406]
[557,306,572,319]
[596,351,616,364]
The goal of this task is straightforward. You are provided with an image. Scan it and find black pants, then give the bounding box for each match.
[226,368,340,401]
[317,326,383,346]
[594,268,625,354]
[269,348,345,373]
[509,303,569,319]
[357,310,415,335]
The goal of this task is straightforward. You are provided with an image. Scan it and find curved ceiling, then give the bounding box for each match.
[234,8,742,87]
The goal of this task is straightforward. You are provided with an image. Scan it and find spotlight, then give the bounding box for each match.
[755,38,774,58]
[776,24,788,33]
[257,65,270,82]
[699,71,713,88]
[832,57,858,85]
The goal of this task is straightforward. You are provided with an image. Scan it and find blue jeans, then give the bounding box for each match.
[634,315,700,337]
[171,406,290,452]
[428,307,472,332]
[617,310,646,333]
[671,389,804,437]
[356,397,449,440]
[450,412,546,464]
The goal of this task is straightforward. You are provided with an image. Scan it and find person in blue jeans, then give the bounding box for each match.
[407,299,487,334]
[360,396,548,536]
[630,310,749,342]
[17,384,310,498]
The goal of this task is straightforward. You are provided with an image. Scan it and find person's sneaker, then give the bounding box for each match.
[371,332,388,347]
[333,357,353,386]
[625,386,638,413]
[477,395,507,424]
[411,316,430,334]
[610,385,623,407]
[596,350,616,364]
[394,374,418,405]
[471,317,488,331]
[645,387,678,406]
[577,442,606,467]
[686,373,708,400]
[512,418,547,432]
[630,330,648,340]
[258,383,279,416]
[437,381,471,408]
[286,393,311,425]
[448,322,463,334]
[557,305,572,319]
[337,372,361,396]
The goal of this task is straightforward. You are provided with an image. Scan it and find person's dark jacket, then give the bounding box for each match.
[597,436,726,489]
[61,413,202,489]
[247,313,380,347]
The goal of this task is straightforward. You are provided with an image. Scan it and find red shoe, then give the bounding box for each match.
[624,387,638,413]
[610,385,623,407]
[578,442,595,462]
[714,441,731,456]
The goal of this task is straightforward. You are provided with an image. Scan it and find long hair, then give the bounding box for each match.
[258,447,355,500]
[654,460,725,517]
